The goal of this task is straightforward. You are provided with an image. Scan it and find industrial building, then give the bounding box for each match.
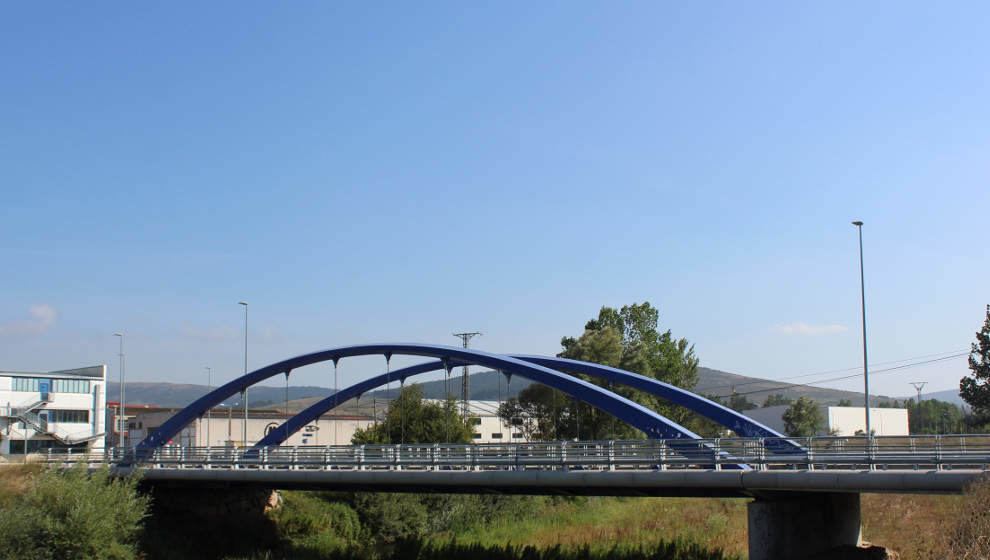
[743,404,910,436]
[123,398,525,448]
[826,406,909,436]
[125,407,376,447]
[0,365,107,456]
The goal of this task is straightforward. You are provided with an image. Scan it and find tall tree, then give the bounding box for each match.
[762,394,792,408]
[781,396,825,437]
[352,384,473,444]
[961,304,990,417]
[727,393,757,412]
[498,302,704,439]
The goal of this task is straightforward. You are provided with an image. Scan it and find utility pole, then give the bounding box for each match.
[113,333,125,447]
[206,366,212,447]
[238,302,248,446]
[910,381,928,404]
[453,332,482,416]
[851,221,871,436]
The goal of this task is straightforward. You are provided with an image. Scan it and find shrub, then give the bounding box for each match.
[0,464,148,560]
[935,476,990,558]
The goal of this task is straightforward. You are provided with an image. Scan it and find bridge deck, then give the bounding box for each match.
[120,467,985,497]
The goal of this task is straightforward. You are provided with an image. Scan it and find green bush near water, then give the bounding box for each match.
[0,464,148,560]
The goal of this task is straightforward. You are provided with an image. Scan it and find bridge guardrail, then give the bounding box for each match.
[33,435,990,472]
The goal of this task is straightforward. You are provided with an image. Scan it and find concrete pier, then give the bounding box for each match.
[748,492,862,560]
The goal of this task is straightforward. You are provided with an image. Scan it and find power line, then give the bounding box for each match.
[695,348,968,393]
[709,352,968,399]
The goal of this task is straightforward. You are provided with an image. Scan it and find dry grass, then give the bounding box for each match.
[0,463,45,505]
[861,492,965,559]
[427,488,987,559]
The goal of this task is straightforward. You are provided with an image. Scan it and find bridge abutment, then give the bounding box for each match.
[748,491,862,560]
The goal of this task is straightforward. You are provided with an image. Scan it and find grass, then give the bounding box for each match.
[425,491,977,559]
[861,492,965,559]
[0,463,45,506]
[425,496,748,558]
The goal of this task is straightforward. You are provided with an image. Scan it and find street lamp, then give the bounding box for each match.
[851,221,870,436]
[238,302,248,446]
[113,332,125,447]
[205,366,212,447]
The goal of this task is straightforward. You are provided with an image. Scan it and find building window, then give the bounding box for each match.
[52,379,90,393]
[468,417,482,426]
[491,433,503,439]
[472,433,482,439]
[12,378,40,392]
[12,377,91,393]
[49,410,90,423]
[512,433,523,439]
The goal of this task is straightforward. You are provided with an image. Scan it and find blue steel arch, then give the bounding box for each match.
[516,356,784,439]
[138,344,703,450]
[253,355,786,448]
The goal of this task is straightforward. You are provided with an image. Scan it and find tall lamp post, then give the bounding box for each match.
[205,366,212,447]
[852,221,871,436]
[238,302,248,446]
[113,332,125,447]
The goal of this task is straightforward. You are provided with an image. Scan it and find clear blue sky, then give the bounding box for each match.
[2,2,988,399]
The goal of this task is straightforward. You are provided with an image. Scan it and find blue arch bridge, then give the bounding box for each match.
[71,343,989,560]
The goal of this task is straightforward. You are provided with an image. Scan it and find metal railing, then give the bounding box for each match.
[37,435,990,472]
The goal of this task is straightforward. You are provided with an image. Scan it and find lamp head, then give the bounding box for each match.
[113,332,123,337]
[238,301,248,306]
[851,221,863,226]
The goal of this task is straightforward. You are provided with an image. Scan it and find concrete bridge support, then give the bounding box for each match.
[748,492,862,560]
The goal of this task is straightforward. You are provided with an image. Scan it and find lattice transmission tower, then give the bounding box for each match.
[453,331,482,415]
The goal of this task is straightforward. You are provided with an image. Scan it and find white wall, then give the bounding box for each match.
[127,410,376,447]
[827,407,909,436]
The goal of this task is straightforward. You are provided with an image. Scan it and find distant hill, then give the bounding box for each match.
[893,388,968,408]
[691,366,898,407]
[113,365,909,412]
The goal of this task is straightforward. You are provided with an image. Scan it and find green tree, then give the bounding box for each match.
[837,399,853,407]
[781,396,825,437]
[961,304,990,418]
[762,394,792,408]
[498,302,702,440]
[905,398,976,434]
[352,384,473,444]
[726,393,757,412]
[0,464,148,559]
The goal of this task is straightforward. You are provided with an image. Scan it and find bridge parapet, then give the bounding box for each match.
[44,435,990,473]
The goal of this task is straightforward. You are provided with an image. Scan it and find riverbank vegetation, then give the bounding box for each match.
[1,463,989,559]
[0,464,148,560]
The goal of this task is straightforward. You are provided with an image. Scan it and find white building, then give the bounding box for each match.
[743,404,910,437]
[123,399,527,448]
[462,400,527,443]
[0,366,107,456]
[826,406,909,436]
[126,407,377,447]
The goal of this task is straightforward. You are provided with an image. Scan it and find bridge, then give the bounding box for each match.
[93,343,990,559]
